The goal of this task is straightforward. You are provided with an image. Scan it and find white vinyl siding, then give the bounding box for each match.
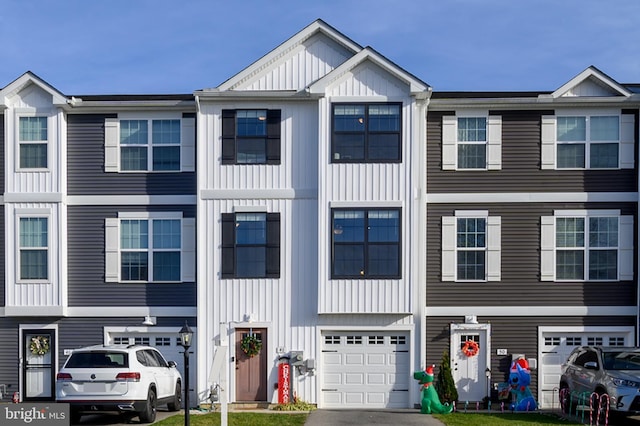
[104,117,195,172]
[442,114,501,170]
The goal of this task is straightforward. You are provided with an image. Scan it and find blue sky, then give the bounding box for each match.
[2,0,639,94]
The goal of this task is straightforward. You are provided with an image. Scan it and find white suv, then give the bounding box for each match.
[56,344,183,424]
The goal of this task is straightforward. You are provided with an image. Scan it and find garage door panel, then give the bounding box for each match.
[322,331,410,408]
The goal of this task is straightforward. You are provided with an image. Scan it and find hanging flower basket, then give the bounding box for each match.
[30,336,50,356]
[240,334,262,358]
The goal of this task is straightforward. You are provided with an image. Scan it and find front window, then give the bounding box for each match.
[457,117,487,169]
[332,208,400,278]
[556,216,618,280]
[120,218,181,282]
[236,110,267,164]
[456,217,486,280]
[332,103,401,162]
[235,213,267,277]
[19,116,48,169]
[19,217,48,280]
[557,115,619,169]
[120,119,180,171]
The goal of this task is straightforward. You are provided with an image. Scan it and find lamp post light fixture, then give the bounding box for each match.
[179,322,194,426]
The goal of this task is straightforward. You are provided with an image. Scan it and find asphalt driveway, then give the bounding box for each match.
[304,409,445,426]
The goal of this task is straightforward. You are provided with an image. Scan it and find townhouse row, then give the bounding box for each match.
[0,19,638,410]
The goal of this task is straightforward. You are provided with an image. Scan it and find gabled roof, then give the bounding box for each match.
[213,19,362,92]
[0,71,68,106]
[549,66,633,98]
[307,46,430,97]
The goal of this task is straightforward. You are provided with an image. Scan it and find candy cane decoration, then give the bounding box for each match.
[598,393,610,426]
[589,392,598,426]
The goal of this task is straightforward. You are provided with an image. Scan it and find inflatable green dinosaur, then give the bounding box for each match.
[413,365,453,414]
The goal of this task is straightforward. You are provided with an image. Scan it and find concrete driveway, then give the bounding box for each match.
[304,409,445,426]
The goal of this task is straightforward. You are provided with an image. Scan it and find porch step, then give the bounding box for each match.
[229,402,273,411]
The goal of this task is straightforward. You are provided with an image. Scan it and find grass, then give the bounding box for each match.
[433,412,580,426]
[152,411,308,426]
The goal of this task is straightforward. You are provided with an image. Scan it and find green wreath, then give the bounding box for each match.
[240,334,262,358]
[30,336,50,356]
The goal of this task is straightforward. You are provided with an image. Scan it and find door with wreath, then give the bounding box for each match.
[450,324,490,402]
[22,329,56,401]
[235,328,267,401]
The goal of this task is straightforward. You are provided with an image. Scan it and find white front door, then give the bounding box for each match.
[450,323,490,402]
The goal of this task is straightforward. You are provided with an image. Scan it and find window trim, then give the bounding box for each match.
[104,114,195,173]
[442,211,501,282]
[221,109,281,165]
[541,112,635,170]
[16,212,51,284]
[442,113,502,171]
[105,212,195,283]
[16,111,50,172]
[330,207,402,279]
[540,210,633,282]
[331,102,403,164]
[221,212,281,279]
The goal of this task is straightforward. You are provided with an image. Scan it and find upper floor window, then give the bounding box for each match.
[104,116,195,173]
[19,217,48,280]
[441,114,502,170]
[541,211,633,282]
[441,211,501,282]
[221,212,280,278]
[104,213,195,283]
[222,110,281,165]
[331,208,401,279]
[19,116,48,169]
[332,103,401,163]
[541,112,635,170]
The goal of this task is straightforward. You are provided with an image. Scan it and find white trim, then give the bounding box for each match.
[200,189,316,200]
[426,305,636,316]
[232,205,268,213]
[118,211,183,219]
[66,195,197,205]
[15,210,52,285]
[5,193,63,202]
[554,209,620,217]
[328,200,403,208]
[426,192,638,203]
[455,210,488,217]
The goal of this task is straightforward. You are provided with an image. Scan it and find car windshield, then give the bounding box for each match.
[603,351,640,370]
[65,351,128,368]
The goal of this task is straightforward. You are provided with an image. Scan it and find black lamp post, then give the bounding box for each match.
[179,322,193,426]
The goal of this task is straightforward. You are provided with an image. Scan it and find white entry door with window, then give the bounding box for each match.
[450,323,491,402]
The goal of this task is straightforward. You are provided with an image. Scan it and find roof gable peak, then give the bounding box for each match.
[550,66,632,98]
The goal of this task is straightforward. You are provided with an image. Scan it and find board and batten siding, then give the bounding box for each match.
[67,114,197,196]
[67,205,196,307]
[426,110,638,193]
[425,315,637,402]
[198,197,319,403]
[426,202,637,307]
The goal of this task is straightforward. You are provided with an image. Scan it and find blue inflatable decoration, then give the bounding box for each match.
[508,358,537,411]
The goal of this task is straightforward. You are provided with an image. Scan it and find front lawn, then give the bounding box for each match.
[153,411,308,426]
[434,412,580,426]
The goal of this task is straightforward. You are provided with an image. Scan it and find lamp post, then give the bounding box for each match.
[179,322,193,426]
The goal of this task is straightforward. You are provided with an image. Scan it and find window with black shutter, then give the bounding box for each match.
[221,109,281,165]
[221,212,280,278]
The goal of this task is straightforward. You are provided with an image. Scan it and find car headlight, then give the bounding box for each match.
[611,378,640,388]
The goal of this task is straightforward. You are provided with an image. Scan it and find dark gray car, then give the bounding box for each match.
[560,346,640,417]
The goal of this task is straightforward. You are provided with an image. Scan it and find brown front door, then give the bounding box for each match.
[235,328,267,401]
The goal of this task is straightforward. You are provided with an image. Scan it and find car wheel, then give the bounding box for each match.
[167,382,182,411]
[70,408,82,424]
[139,388,157,423]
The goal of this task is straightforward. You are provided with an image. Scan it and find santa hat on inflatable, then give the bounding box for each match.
[425,364,435,379]
[511,357,530,372]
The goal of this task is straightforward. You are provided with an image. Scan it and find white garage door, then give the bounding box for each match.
[109,331,197,405]
[321,331,410,408]
[539,329,631,409]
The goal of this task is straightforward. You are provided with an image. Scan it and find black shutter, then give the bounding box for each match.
[221,213,235,278]
[266,110,281,165]
[265,213,280,278]
[221,110,236,164]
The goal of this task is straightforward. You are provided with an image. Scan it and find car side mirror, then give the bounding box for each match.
[168,361,177,368]
[584,361,598,370]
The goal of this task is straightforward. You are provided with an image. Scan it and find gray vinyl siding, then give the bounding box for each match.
[67,205,196,307]
[0,318,19,391]
[426,202,637,307]
[67,114,196,195]
[425,315,636,400]
[427,110,638,193]
[0,208,5,308]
